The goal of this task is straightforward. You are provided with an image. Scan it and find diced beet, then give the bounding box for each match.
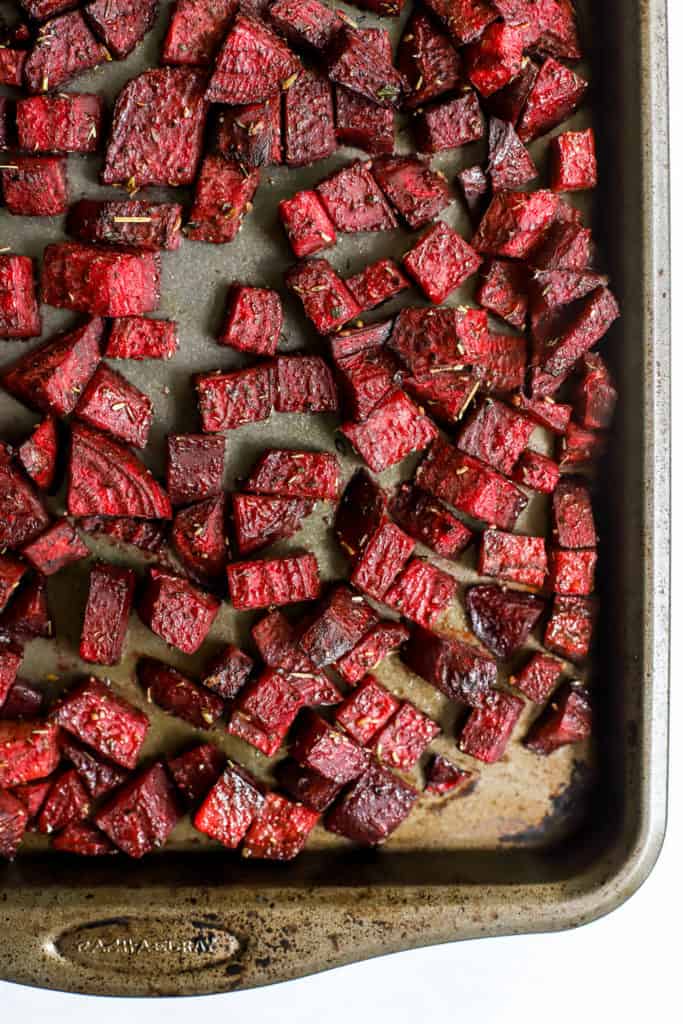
[485,54,539,123]
[232,493,314,556]
[530,221,593,273]
[284,70,335,168]
[457,398,534,475]
[335,675,400,746]
[459,690,524,762]
[0,721,61,788]
[346,259,409,315]
[52,678,148,769]
[251,610,337,706]
[75,364,152,449]
[207,14,300,104]
[351,520,415,601]
[333,345,399,423]
[341,388,438,473]
[85,0,158,58]
[334,469,387,562]
[279,190,336,258]
[274,355,338,414]
[0,446,50,550]
[575,353,617,429]
[517,57,588,143]
[0,255,41,340]
[18,417,58,492]
[244,449,340,501]
[291,712,370,783]
[457,164,489,221]
[228,671,303,756]
[472,189,559,258]
[286,259,361,334]
[327,27,403,108]
[242,792,318,860]
[557,420,606,469]
[387,305,486,375]
[22,519,88,577]
[37,768,90,834]
[373,700,440,769]
[95,762,180,858]
[425,754,478,796]
[0,679,44,720]
[69,201,183,252]
[60,735,128,798]
[415,90,485,153]
[330,320,395,360]
[548,547,597,595]
[299,585,378,666]
[476,259,528,329]
[403,371,478,427]
[103,68,209,187]
[384,558,457,629]
[399,10,461,109]
[325,762,418,845]
[0,790,28,860]
[510,651,563,703]
[195,365,273,433]
[139,567,219,654]
[219,285,282,356]
[525,682,592,754]
[185,155,259,244]
[16,94,103,154]
[162,0,237,65]
[466,583,544,658]
[532,0,581,60]
[532,287,620,395]
[334,85,395,156]
[166,434,224,506]
[168,743,225,806]
[42,244,161,317]
[416,438,528,529]
[390,484,473,558]
[317,161,397,234]
[172,495,227,584]
[275,759,342,812]
[336,622,409,685]
[24,12,107,95]
[138,657,224,729]
[0,48,27,87]
[193,761,264,847]
[513,448,560,493]
[216,95,282,168]
[0,572,51,642]
[20,0,78,21]
[422,0,497,45]
[486,117,537,191]
[1,156,68,217]
[479,529,547,588]
[78,516,168,556]
[227,553,320,610]
[403,222,482,304]
[0,558,25,617]
[466,21,525,96]
[269,0,341,52]
[550,128,597,192]
[52,822,116,855]
[68,423,172,520]
[371,154,451,229]
[202,644,253,700]
[544,595,595,661]
[511,391,572,434]
[11,778,52,822]
[0,644,22,708]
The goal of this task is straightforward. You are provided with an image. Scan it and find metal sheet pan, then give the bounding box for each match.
[0,0,670,996]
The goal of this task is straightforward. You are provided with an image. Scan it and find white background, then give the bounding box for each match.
[2,4,679,1020]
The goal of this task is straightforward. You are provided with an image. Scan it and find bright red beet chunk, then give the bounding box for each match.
[511,651,563,703]
[167,743,226,806]
[457,398,534,475]
[207,15,300,105]
[398,10,461,109]
[60,735,129,798]
[370,155,452,229]
[194,761,264,847]
[340,388,438,473]
[335,674,400,745]
[333,343,398,422]
[227,553,320,610]
[466,583,545,658]
[228,668,304,755]
[524,683,592,754]
[326,27,404,108]
[291,712,370,783]
[0,721,60,788]
[284,70,336,167]
[513,448,560,494]
[512,392,572,435]
[390,484,473,558]
[137,658,225,729]
[550,128,597,192]
[0,48,27,88]
[517,57,588,143]
[414,91,485,153]
[185,156,259,244]
[299,585,378,666]
[202,644,253,700]
[476,259,528,328]
[422,0,497,45]
[139,567,220,654]
[166,434,224,506]
[403,222,482,303]
[1,157,68,217]
[0,255,41,339]
[242,792,318,861]
[18,417,58,491]
[286,259,361,334]
[219,285,282,356]
[52,678,148,769]
[557,421,606,469]
[216,96,282,169]
[346,259,409,314]
[351,520,415,601]
[472,189,559,258]
[459,690,524,763]
[575,353,617,429]
[269,0,341,52]
[425,754,478,796]
[325,763,418,845]
[105,317,178,361]
[16,94,103,153]
[162,0,237,65]
[172,495,228,584]
[75,364,152,448]
[373,701,440,769]
[0,645,22,707]
[548,548,597,595]
[22,519,88,576]
[533,288,620,396]
[384,558,457,629]
[195,365,273,433]
[279,190,337,257]
[69,201,183,252]
[479,529,547,588]
[12,778,51,823]
[95,762,180,858]
[552,477,596,549]
[244,449,341,500]
[0,790,29,860]
[42,244,161,317]
[0,445,50,550]
[334,83,395,157]
[487,117,537,191]
[24,12,107,95]
[274,355,338,414]
[317,161,397,234]
[37,768,90,835]
[387,304,487,376]
[276,759,342,812]
[85,0,158,58]
[232,493,315,555]
[52,822,116,855]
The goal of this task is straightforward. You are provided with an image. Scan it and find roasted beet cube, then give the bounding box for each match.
[334,469,387,561]
[544,595,595,661]
[196,365,273,433]
[317,161,397,234]
[399,10,461,109]
[387,305,486,376]
[207,14,299,104]
[336,622,409,685]
[373,700,440,769]
[557,420,606,469]
[479,529,547,588]
[466,21,525,96]
[457,398,534,475]
[219,285,282,356]
[227,553,320,610]
[22,519,88,577]
[242,792,318,860]
[42,244,161,317]
[0,447,50,550]
[0,680,44,720]
[216,95,282,168]
[0,47,26,87]
[52,822,115,855]
[78,515,168,556]
[299,585,377,666]
[286,259,361,334]
[334,84,395,157]
[486,117,537,191]
[138,657,224,729]
[403,371,478,427]
[53,678,148,769]
[60,735,128,798]
[510,651,563,703]
[18,417,58,493]
[517,57,588,143]
[0,574,53,642]
[172,495,227,584]
[202,644,253,701]
[341,388,438,473]
[513,449,560,494]
[0,721,61,788]
[284,70,335,168]
[95,762,180,857]
[0,255,41,340]
[459,690,524,762]
[326,762,418,845]
[275,759,342,812]
[425,754,477,796]
[335,675,400,746]
[185,156,259,244]
[485,54,539,122]
[371,154,451,229]
[533,287,620,396]
[166,434,224,506]
[103,68,208,188]
[416,438,528,529]
[0,644,23,708]
[69,200,183,253]
[548,548,597,595]
[384,558,457,629]
[20,0,78,21]
[279,190,336,258]
[161,0,237,65]
[232,493,314,556]
[11,778,51,822]
[467,583,544,658]
[0,558,25,615]
[511,391,572,434]
[0,790,28,860]
[532,0,581,59]
[327,27,403,108]
[530,221,593,272]
[24,12,107,95]
[351,520,415,601]
[16,93,103,154]
[167,743,225,806]
[1,157,68,217]
[332,318,395,360]
[85,0,158,58]
[575,353,617,429]
[37,768,90,834]
[550,128,597,192]
[415,91,485,153]
[334,345,398,423]
[422,0,497,45]
[75,364,152,449]
[457,163,489,221]
[403,222,482,304]
[390,484,473,558]
[475,259,528,329]
[274,355,338,414]
[291,712,370,783]
[233,666,304,742]
[105,315,177,360]
[269,0,341,52]
[139,568,219,654]
[251,610,338,706]
[472,189,558,258]
[193,761,264,847]
[245,449,340,500]
[346,260,409,315]
[525,682,591,755]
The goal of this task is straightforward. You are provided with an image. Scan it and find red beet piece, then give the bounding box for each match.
[291,712,370,783]
[195,365,273,433]
[24,12,107,95]
[194,761,264,847]
[0,446,50,550]
[325,762,418,845]
[275,759,342,812]
[425,754,477,796]
[403,371,478,427]
[95,762,180,858]
[371,154,451,229]
[166,434,224,506]
[335,84,395,157]
[1,156,68,217]
[574,352,617,430]
[299,585,378,666]
[373,700,440,769]
[60,735,128,798]
[69,201,183,252]
[336,622,409,685]
[279,190,336,258]
[18,417,58,492]
[331,317,396,360]
[403,222,482,304]
[37,768,90,834]
[466,583,544,658]
[185,156,259,244]
[19,0,76,21]
[11,778,51,822]
[207,15,299,104]
[202,644,253,700]
[341,388,438,473]
[228,553,320,610]
[333,345,398,423]
[415,91,485,153]
[232,493,314,556]
[387,305,487,376]
[274,355,338,414]
[466,21,524,95]
[548,548,597,595]
[79,516,167,556]
[138,657,224,729]
[416,438,528,529]
[0,644,22,708]
[475,331,530,391]
[0,573,53,642]
[317,161,397,234]
[103,68,209,187]
[219,285,282,357]
[0,790,28,860]
[479,529,547,588]
[476,259,528,329]
[68,423,172,520]
[513,448,560,493]
[172,495,227,584]
[510,651,563,703]
[22,519,87,576]
[0,255,41,340]
[228,669,304,755]
[0,559,26,617]
[52,822,116,855]
[75,364,152,449]
[105,317,178,363]
[390,484,473,558]
[327,27,403,108]
[557,420,606,469]
[284,70,335,168]
[251,610,339,706]
[511,391,572,434]
[53,678,148,769]
[85,0,158,58]
[544,595,595,661]
[167,743,225,806]
[517,57,588,143]
[286,259,361,334]
[550,128,597,192]
[552,479,596,549]
[139,568,219,654]
[0,721,61,788]
[532,288,620,396]
[269,0,341,52]
[485,54,539,123]
[422,0,497,45]
[398,10,461,109]
[0,48,27,87]
[351,520,415,601]
[42,244,161,317]
[530,221,593,273]
[532,0,581,60]
[244,449,340,500]
[346,260,408,316]
[334,469,387,561]
[472,189,559,258]
[216,96,282,169]
[525,682,591,754]
[457,398,534,475]
[335,675,400,746]
[162,0,237,65]
[0,679,44,720]
[242,792,318,860]
[486,117,537,191]
[459,690,524,762]
[16,94,103,154]
[384,558,457,629]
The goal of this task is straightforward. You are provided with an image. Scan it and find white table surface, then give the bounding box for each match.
[2,5,679,1020]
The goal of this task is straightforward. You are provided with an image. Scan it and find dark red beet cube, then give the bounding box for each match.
[284,70,335,168]
[517,57,588,143]
[172,495,227,584]
[11,778,51,822]
[195,365,273,433]
[533,0,581,59]
[465,21,524,95]
[422,0,497,45]
[22,519,88,576]
[333,345,398,423]
[0,563,25,618]
[138,657,225,729]
[387,304,487,375]
[166,434,225,506]
[291,712,370,783]
[384,558,457,629]
[216,95,282,169]
[16,93,103,154]
[69,200,183,253]
[327,27,403,108]
[466,583,544,658]
[286,259,361,334]
[403,221,482,304]
[52,678,148,769]
[336,622,409,685]
[75,364,152,449]
[60,735,128,798]
[550,128,597,192]
[335,675,400,746]
[346,260,409,314]
[139,568,219,654]
[227,553,320,610]
[85,0,158,58]
[415,91,485,153]
[326,762,418,845]
[478,529,547,588]
[487,117,537,191]
[0,680,44,720]
[167,743,225,806]
[103,68,208,187]
[0,790,28,860]
[1,157,68,217]
[18,417,58,492]
[207,14,299,104]
[42,244,161,317]
[105,316,178,361]
[0,573,53,642]
[78,516,167,556]
[0,446,50,550]
[457,398,534,476]
[472,189,559,258]
[340,388,438,473]
[548,548,597,595]
[219,285,282,357]
[251,610,337,705]
[459,690,524,762]
[95,762,180,858]
[232,493,314,556]
[244,448,340,500]
[399,10,461,109]
[475,260,527,329]
[530,222,593,273]
[425,754,478,796]
[511,391,572,434]
[557,421,606,469]
[457,164,489,221]
[161,0,237,65]
[194,761,264,847]
[242,792,318,860]
[202,644,253,700]
[0,48,27,88]
[274,355,338,414]
[510,651,564,703]
[334,469,387,561]
[403,371,479,427]
[0,644,22,707]
[370,154,451,229]
[544,595,595,661]
[575,353,617,429]
[513,449,560,494]
[0,255,41,340]
[317,161,397,234]
[532,287,620,396]
[275,759,342,812]
[227,670,303,756]
[373,700,440,769]
[525,682,592,755]
[185,155,259,244]
[299,585,378,666]
[37,768,90,834]
[52,822,116,855]
[21,0,85,22]
[24,12,107,95]
[269,0,341,52]
[0,720,61,788]
[334,84,395,157]
[390,484,473,558]
[351,520,415,601]
[279,190,336,258]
